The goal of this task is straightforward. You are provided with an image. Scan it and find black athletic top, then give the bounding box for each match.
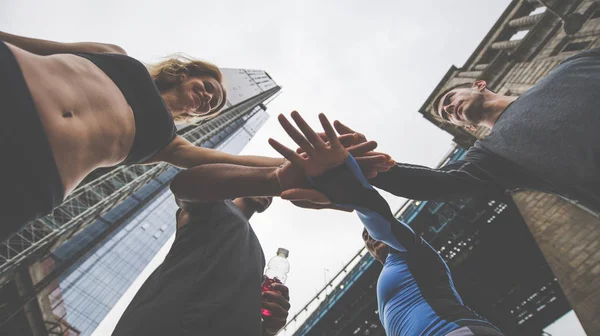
[112,200,266,336]
[76,53,177,164]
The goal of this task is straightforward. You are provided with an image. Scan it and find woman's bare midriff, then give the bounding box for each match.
[8,43,136,198]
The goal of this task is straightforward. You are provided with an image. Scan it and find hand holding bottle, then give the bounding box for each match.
[261,283,290,335]
[261,248,291,334]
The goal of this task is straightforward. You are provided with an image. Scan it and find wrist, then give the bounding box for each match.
[274,157,286,167]
[268,167,284,193]
[263,156,286,168]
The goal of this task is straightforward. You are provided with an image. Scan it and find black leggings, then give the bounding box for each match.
[0,41,64,241]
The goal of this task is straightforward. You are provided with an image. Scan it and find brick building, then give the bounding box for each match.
[418,0,600,333]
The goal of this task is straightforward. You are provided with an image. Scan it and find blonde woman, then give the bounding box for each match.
[0,31,294,240]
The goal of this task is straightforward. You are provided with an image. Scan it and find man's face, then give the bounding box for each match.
[362,229,389,264]
[165,75,225,117]
[437,83,486,127]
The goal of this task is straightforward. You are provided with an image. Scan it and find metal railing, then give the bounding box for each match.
[278,247,373,336]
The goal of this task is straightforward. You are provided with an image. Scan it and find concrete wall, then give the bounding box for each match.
[512,192,600,335]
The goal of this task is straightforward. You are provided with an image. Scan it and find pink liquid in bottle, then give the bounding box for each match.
[261,248,289,318]
[261,275,283,317]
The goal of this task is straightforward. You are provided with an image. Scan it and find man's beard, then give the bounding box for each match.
[462,97,485,125]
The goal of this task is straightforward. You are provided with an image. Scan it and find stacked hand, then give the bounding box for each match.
[296,120,395,179]
[270,111,387,206]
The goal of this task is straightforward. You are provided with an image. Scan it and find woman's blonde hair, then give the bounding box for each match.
[147,54,228,125]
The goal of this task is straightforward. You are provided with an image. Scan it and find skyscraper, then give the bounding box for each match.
[0,69,281,336]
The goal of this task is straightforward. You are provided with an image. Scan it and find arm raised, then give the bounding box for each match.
[322,120,502,201]
[170,164,282,204]
[0,30,126,55]
[150,135,285,168]
[269,111,415,252]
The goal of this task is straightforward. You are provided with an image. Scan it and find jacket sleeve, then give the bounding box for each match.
[370,148,505,201]
[310,156,417,252]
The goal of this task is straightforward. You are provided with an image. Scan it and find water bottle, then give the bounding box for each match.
[261,248,290,318]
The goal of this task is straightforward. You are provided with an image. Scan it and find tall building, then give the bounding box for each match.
[0,69,281,336]
[281,146,571,336]
[417,0,600,333]
[283,1,600,335]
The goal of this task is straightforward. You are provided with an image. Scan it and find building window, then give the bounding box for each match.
[509,30,529,41]
[478,49,500,64]
[529,7,546,16]
[562,40,592,53]
[552,39,594,55]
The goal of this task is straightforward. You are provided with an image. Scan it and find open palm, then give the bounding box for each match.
[270,112,386,206]
[269,112,352,177]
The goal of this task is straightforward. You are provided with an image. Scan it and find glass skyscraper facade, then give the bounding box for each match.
[35,69,279,336]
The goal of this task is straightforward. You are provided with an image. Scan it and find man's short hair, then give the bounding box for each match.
[431,82,474,117]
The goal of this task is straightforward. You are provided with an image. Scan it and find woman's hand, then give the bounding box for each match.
[270,112,384,177]
[269,111,387,206]
[294,119,395,178]
[269,112,350,177]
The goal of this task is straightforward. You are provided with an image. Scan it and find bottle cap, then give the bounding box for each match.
[277,248,289,258]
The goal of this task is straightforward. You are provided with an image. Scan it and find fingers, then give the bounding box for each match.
[370,163,395,173]
[355,155,388,167]
[316,132,330,143]
[297,133,368,154]
[355,154,395,167]
[334,120,368,144]
[318,113,341,148]
[268,138,304,166]
[269,283,290,300]
[278,114,315,155]
[353,155,394,178]
[377,159,396,170]
[366,172,378,179]
[262,293,290,311]
[290,201,354,212]
[347,141,378,156]
[295,133,329,153]
[261,300,289,319]
[338,133,357,147]
[281,188,331,204]
[290,111,326,148]
[290,200,322,210]
[333,120,356,135]
[365,151,393,162]
[339,133,367,148]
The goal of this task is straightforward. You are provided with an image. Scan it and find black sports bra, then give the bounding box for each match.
[75,52,177,165]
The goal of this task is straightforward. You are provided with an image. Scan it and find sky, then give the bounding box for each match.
[0,0,586,335]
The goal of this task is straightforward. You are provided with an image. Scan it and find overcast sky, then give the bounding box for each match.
[0,0,585,335]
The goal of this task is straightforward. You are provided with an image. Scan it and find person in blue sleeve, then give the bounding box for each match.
[268,111,504,336]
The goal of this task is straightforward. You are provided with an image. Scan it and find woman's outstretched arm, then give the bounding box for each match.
[0,30,126,55]
[150,135,286,168]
